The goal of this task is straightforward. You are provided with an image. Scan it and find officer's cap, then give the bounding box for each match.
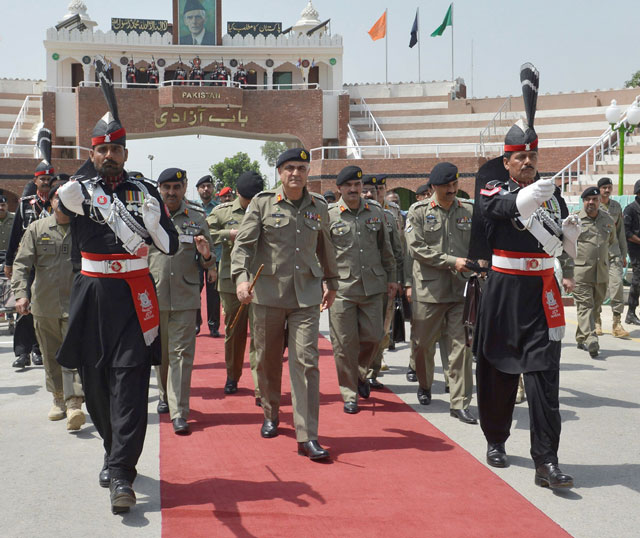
[429,162,459,186]
[236,171,264,199]
[336,165,363,186]
[362,174,387,186]
[634,180,640,195]
[276,148,310,169]
[184,0,205,13]
[597,177,613,188]
[323,190,336,202]
[158,168,187,184]
[218,186,233,196]
[0,195,7,203]
[416,183,430,195]
[581,186,600,199]
[49,179,69,200]
[196,175,213,187]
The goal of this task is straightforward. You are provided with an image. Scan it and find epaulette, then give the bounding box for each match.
[412,199,431,209]
[387,200,400,209]
[186,201,205,214]
[480,180,506,197]
[328,201,339,210]
[19,194,38,203]
[384,208,394,215]
[367,199,382,207]
[212,201,233,211]
[310,192,327,204]
[256,190,274,197]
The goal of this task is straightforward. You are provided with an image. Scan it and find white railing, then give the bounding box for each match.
[76,79,320,90]
[346,124,362,159]
[360,98,390,151]
[479,96,513,156]
[1,144,91,160]
[4,95,42,155]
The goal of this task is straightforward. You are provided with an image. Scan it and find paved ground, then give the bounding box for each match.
[1,305,639,537]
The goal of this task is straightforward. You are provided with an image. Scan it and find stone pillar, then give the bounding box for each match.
[266,68,273,89]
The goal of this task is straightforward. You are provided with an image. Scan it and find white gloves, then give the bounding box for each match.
[562,214,581,259]
[142,196,161,232]
[516,178,556,220]
[57,180,85,215]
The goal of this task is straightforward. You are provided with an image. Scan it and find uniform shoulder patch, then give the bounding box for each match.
[310,192,327,204]
[186,201,206,214]
[367,199,381,207]
[256,190,275,197]
[480,181,504,197]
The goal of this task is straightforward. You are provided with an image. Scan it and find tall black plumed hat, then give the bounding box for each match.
[504,63,539,152]
[34,128,54,176]
[91,57,126,147]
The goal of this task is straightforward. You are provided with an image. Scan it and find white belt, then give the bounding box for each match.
[81,257,148,275]
[491,254,554,272]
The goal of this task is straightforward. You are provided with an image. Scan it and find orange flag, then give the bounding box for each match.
[368,11,387,41]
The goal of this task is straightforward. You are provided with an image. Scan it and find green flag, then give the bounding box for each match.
[431,3,453,37]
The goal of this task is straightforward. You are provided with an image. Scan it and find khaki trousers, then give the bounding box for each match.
[411,301,472,409]
[252,303,320,442]
[573,281,607,347]
[595,258,625,321]
[33,316,83,400]
[329,293,383,403]
[367,294,389,379]
[220,291,259,397]
[155,309,197,420]
[409,329,450,387]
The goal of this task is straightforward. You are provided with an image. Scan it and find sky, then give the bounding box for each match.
[1,0,639,195]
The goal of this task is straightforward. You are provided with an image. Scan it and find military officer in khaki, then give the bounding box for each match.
[12,182,85,430]
[405,162,477,424]
[327,166,396,414]
[207,170,264,402]
[594,177,629,338]
[149,168,216,435]
[573,186,618,358]
[0,194,15,251]
[231,147,339,461]
[361,174,403,388]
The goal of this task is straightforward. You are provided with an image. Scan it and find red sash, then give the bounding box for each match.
[80,252,159,345]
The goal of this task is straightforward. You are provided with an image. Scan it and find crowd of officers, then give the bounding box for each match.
[5,143,639,512]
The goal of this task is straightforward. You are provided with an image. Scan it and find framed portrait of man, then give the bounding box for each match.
[173,0,221,46]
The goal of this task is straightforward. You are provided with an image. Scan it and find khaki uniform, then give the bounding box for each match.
[149,200,215,420]
[327,199,396,403]
[405,197,474,410]
[207,198,259,397]
[11,215,83,401]
[231,186,338,442]
[367,205,404,379]
[0,212,15,251]
[596,199,627,322]
[573,208,618,349]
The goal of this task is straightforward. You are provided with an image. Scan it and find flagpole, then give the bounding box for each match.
[417,7,421,82]
[385,8,389,85]
[451,3,454,83]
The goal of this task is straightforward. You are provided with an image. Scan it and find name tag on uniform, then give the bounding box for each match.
[179,234,194,244]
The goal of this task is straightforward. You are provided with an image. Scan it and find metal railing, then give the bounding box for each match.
[76,79,320,90]
[346,124,362,159]
[4,95,42,156]
[1,144,91,160]
[479,96,513,156]
[359,98,390,153]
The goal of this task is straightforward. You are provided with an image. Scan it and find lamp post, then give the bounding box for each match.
[148,154,154,180]
[606,98,640,195]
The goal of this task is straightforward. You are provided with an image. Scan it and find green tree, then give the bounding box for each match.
[209,152,263,191]
[625,70,640,88]
[260,141,289,168]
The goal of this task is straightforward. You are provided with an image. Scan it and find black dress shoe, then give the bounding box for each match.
[260,418,279,438]
[535,463,574,489]
[343,401,359,414]
[224,379,238,394]
[450,408,478,424]
[172,418,190,435]
[369,378,384,390]
[576,342,586,350]
[99,457,110,488]
[357,378,370,399]
[297,440,329,461]
[405,367,417,382]
[417,387,431,405]
[157,400,169,414]
[255,397,262,407]
[12,353,30,368]
[388,340,395,350]
[195,325,201,335]
[31,352,43,366]
[210,330,221,338]
[625,312,640,325]
[486,442,508,468]
[110,479,136,514]
[587,341,599,358]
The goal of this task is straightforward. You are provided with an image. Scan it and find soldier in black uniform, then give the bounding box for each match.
[5,128,54,368]
[472,64,579,490]
[623,180,640,325]
[56,59,178,514]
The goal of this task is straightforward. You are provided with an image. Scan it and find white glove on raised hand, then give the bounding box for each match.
[57,180,85,215]
[141,196,161,232]
[561,214,581,259]
[516,178,556,220]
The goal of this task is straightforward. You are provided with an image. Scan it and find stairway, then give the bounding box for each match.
[0,87,43,157]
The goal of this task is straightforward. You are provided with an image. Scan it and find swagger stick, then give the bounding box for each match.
[228,263,264,330]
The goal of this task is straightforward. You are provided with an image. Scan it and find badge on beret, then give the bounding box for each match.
[372,177,377,184]
[300,150,307,160]
[177,171,182,179]
[357,171,362,178]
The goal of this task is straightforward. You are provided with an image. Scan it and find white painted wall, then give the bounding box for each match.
[322,93,338,139]
[55,92,76,137]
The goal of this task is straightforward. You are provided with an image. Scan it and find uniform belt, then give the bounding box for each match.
[81,257,148,275]
[491,253,554,272]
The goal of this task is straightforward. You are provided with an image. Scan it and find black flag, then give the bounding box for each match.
[409,10,418,48]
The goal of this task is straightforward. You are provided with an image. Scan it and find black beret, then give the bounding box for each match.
[336,165,363,186]
[362,174,387,186]
[276,147,310,168]
[635,180,640,195]
[158,168,187,184]
[581,186,600,199]
[429,162,459,186]
[416,183,430,195]
[323,190,336,201]
[0,195,7,203]
[49,179,69,200]
[236,171,264,199]
[597,177,613,188]
[196,174,213,187]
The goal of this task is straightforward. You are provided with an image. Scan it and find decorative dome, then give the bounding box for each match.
[293,1,324,37]
[300,1,319,22]
[59,0,97,30]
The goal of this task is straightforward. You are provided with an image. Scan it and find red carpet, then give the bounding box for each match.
[160,311,571,538]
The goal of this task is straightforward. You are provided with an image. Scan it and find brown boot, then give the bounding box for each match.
[66,396,86,430]
[48,392,66,421]
[594,318,603,336]
[612,316,630,338]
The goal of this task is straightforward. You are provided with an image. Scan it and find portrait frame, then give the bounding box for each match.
[173,0,222,46]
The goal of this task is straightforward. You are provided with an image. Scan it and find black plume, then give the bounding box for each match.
[520,62,539,129]
[37,128,52,164]
[95,57,119,123]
